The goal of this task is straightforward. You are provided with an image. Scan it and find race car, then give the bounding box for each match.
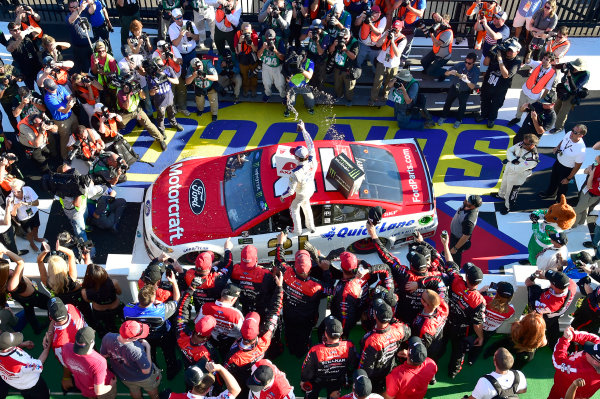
[142,139,437,265]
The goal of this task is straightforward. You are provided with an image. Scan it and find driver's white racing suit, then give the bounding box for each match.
[498,140,539,209]
[281,127,317,234]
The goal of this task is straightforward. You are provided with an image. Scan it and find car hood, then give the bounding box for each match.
[150,157,232,246]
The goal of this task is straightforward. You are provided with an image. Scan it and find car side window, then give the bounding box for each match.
[331,204,369,224]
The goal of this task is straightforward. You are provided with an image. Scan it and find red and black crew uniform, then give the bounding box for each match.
[526,269,576,347]
[274,244,332,358]
[442,262,485,379]
[231,244,276,316]
[412,293,449,360]
[225,281,283,398]
[301,316,358,399]
[248,359,295,399]
[361,285,397,333]
[330,252,394,338]
[359,300,410,394]
[184,249,233,313]
[176,285,220,366]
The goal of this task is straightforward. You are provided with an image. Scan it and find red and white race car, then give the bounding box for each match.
[142,139,437,264]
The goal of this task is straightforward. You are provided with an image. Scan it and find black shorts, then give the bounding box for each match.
[19,212,40,233]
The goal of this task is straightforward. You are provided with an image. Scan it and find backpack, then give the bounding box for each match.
[483,370,520,399]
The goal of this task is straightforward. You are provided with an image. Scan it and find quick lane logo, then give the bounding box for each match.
[402,148,421,203]
[167,163,185,242]
[189,179,206,215]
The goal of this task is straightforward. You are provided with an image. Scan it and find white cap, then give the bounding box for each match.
[171,8,183,18]
[294,146,309,159]
[94,103,104,113]
[156,40,167,48]
[495,11,507,20]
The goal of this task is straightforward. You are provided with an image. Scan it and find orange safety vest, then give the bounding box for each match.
[525,64,556,94]
[466,1,496,20]
[47,68,69,86]
[77,85,100,106]
[235,30,256,55]
[381,33,406,58]
[21,15,42,40]
[17,116,46,147]
[546,39,570,55]
[360,20,381,44]
[433,28,453,54]
[94,113,118,139]
[398,0,420,25]
[343,0,360,7]
[216,5,233,28]
[72,133,101,161]
[158,48,182,74]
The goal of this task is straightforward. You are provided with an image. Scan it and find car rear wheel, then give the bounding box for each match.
[348,237,389,254]
[177,251,222,266]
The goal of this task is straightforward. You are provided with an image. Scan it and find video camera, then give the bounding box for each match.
[488,36,520,58]
[143,59,169,85]
[110,73,142,94]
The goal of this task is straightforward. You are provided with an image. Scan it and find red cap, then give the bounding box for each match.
[371,4,381,12]
[120,320,150,339]
[241,312,260,340]
[195,315,216,336]
[295,250,312,274]
[241,245,258,269]
[340,252,358,271]
[393,20,403,30]
[195,252,213,271]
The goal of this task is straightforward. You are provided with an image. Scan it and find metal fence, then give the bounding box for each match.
[1,0,599,36]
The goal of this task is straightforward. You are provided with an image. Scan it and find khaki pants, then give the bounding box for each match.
[334,69,356,101]
[515,91,539,119]
[54,113,79,159]
[239,62,258,94]
[195,89,219,116]
[554,95,575,130]
[370,63,397,102]
[218,74,242,97]
[174,79,188,111]
[119,109,164,143]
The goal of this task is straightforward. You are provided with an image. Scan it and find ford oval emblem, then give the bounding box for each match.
[189,179,206,215]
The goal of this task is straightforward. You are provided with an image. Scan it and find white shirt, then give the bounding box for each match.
[168,20,200,54]
[471,370,527,399]
[376,38,406,69]
[0,348,43,390]
[0,204,12,234]
[7,187,39,221]
[152,46,183,78]
[536,245,568,272]
[557,131,586,168]
[281,129,317,200]
[521,60,555,101]
[118,54,147,88]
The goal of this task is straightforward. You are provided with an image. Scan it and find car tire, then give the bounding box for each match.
[177,250,223,265]
[348,237,389,254]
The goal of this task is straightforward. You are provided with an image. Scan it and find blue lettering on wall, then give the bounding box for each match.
[202,120,258,155]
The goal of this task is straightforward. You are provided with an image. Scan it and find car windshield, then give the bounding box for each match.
[350,144,402,203]
[224,150,268,231]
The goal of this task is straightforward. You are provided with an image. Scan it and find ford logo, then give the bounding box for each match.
[189,179,206,215]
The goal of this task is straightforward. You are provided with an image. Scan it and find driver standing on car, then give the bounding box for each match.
[280,120,318,235]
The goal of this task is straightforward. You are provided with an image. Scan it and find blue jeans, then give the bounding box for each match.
[70,208,88,242]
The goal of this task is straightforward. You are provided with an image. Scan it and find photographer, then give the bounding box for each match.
[283,50,315,117]
[477,11,509,64]
[393,0,426,64]
[118,46,153,116]
[0,59,24,132]
[369,20,406,107]
[146,58,184,135]
[300,19,330,92]
[40,34,71,64]
[546,26,570,61]
[116,73,168,151]
[78,0,114,53]
[209,0,241,58]
[116,0,141,47]
[12,86,46,123]
[512,91,557,145]
[288,0,307,49]
[71,73,104,123]
[354,5,386,70]
[420,13,453,80]
[90,41,120,103]
[216,49,242,103]
[259,29,287,102]
[14,5,43,50]
[169,8,200,114]
[159,0,183,40]
[550,58,589,134]
[17,113,56,174]
[91,151,127,187]
[328,28,359,106]
[36,56,73,90]
[323,3,351,38]
[6,22,42,90]
[477,40,522,128]
[186,57,219,121]
[508,51,556,127]
[192,0,216,48]
[66,0,93,74]
[90,103,123,145]
[43,79,80,160]
[387,69,433,130]
[525,0,558,62]
[466,0,499,50]
[258,0,292,39]
[66,125,105,164]
[234,22,260,98]
[153,40,184,113]
[438,52,480,129]
[127,20,153,58]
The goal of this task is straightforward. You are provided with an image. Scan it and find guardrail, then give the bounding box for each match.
[1,0,598,37]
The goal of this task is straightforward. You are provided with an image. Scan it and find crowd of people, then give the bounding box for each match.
[0,0,597,398]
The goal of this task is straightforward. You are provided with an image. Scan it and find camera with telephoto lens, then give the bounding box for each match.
[185,20,194,33]
[394,79,404,89]
[310,28,320,41]
[249,62,262,78]
[327,13,337,29]
[266,38,276,51]
[488,36,520,58]
[58,231,94,257]
[221,52,234,76]
[66,141,82,163]
[270,5,281,18]
[243,32,253,45]
[223,3,233,14]
[560,62,575,73]
[387,27,398,39]
[364,4,373,23]
[143,59,168,85]
[293,0,302,11]
[335,34,345,51]
[81,76,91,85]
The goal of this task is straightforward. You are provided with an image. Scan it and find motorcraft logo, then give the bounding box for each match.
[189,179,206,215]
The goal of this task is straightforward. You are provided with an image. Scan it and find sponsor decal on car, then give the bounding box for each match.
[167,163,185,243]
[189,179,206,215]
[320,220,416,240]
[403,148,421,204]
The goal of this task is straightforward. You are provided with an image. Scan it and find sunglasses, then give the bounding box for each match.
[544,5,552,9]
[465,61,474,65]
[524,141,535,146]
[174,16,183,20]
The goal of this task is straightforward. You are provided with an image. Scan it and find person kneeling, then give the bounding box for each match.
[388,70,433,130]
